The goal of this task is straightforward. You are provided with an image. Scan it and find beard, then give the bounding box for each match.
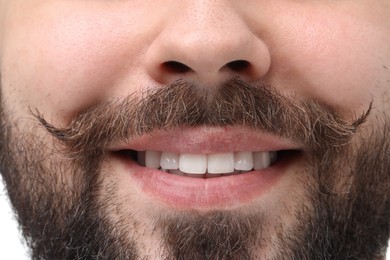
[0,78,389,259]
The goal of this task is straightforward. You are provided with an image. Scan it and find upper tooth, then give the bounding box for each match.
[208,153,235,174]
[234,152,254,171]
[145,151,161,169]
[253,152,271,170]
[179,154,207,174]
[160,152,180,170]
[137,151,146,166]
[270,151,277,164]
[143,151,275,173]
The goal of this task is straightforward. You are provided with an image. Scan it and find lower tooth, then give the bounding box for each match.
[185,173,205,178]
[167,169,246,178]
[205,173,223,178]
[167,169,186,176]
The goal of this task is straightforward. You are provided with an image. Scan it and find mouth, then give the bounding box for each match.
[109,127,303,209]
[117,149,297,178]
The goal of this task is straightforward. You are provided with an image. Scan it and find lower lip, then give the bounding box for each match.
[123,160,288,209]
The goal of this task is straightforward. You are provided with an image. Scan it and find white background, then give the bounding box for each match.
[0,178,29,259]
[0,178,389,259]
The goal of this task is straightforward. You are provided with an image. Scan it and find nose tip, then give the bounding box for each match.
[144,5,271,85]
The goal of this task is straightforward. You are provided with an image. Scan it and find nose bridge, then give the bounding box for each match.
[182,2,243,43]
[145,0,271,84]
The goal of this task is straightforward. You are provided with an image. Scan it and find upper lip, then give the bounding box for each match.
[108,126,302,153]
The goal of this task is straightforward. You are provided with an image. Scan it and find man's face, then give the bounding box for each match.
[0,1,389,259]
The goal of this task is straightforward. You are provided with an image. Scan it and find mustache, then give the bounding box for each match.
[33,78,371,157]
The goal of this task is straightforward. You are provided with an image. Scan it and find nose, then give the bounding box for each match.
[145,2,271,86]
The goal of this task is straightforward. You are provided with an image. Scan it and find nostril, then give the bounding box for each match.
[224,60,251,73]
[162,61,193,74]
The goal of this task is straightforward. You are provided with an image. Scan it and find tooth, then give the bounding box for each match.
[253,152,271,170]
[208,153,235,174]
[137,151,146,166]
[145,151,161,169]
[179,154,207,174]
[234,152,254,171]
[270,151,277,164]
[184,173,205,178]
[167,169,186,176]
[160,152,180,170]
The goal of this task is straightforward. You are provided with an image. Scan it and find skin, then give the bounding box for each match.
[0,0,389,259]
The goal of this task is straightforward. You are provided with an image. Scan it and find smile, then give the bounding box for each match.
[123,150,282,177]
[109,127,302,209]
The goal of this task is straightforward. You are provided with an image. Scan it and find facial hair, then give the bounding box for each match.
[0,78,389,259]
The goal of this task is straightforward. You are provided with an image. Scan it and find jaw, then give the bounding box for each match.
[96,150,314,259]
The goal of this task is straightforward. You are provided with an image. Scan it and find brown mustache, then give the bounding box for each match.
[33,78,370,158]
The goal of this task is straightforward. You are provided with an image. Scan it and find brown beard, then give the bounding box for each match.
[0,78,389,259]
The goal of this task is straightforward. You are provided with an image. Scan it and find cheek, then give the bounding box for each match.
[1,1,158,124]
[270,7,390,117]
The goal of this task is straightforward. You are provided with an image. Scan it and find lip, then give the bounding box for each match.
[109,126,302,153]
[122,158,290,209]
[109,126,302,209]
